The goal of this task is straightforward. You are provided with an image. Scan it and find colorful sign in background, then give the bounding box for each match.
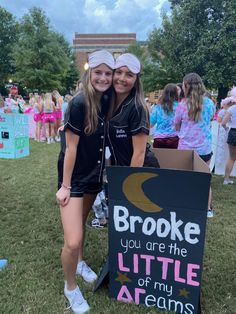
[0,113,29,158]
[107,166,211,314]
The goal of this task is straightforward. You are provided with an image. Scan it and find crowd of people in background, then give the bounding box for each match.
[1,49,236,314]
[0,91,73,144]
[0,70,235,194]
[147,81,236,193]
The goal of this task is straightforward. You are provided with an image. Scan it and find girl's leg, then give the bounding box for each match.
[205,159,213,212]
[78,193,97,262]
[35,121,39,141]
[36,121,42,141]
[224,144,236,181]
[55,118,62,141]
[75,193,98,283]
[44,122,50,141]
[38,121,42,141]
[50,122,55,140]
[60,197,84,290]
[60,197,90,313]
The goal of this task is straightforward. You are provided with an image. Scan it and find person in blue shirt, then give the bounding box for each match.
[150,83,179,149]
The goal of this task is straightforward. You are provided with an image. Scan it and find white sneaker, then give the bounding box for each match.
[223,179,234,185]
[76,261,98,283]
[47,138,51,144]
[55,135,61,142]
[64,283,90,314]
[207,209,214,218]
[50,138,55,143]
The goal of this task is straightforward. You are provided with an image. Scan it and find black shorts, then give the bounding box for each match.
[57,152,102,197]
[69,181,103,197]
[227,128,236,146]
[199,152,213,163]
[58,176,103,197]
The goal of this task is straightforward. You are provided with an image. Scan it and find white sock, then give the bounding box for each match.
[64,281,77,294]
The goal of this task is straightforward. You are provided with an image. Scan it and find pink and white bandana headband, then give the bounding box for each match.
[88,50,115,69]
[221,96,236,107]
[114,53,141,74]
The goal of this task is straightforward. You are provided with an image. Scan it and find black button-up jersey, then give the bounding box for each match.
[107,90,149,166]
[63,93,109,184]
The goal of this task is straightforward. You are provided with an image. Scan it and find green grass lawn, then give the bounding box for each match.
[0,140,235,314]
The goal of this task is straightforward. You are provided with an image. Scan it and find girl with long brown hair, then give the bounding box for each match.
[151,83,179,148]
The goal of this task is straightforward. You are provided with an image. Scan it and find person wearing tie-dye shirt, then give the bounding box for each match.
[174,73,215,217]
[174,74,215,158]
[150,83,179,149]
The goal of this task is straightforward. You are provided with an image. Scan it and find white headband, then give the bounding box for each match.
[88,50,115,69]
[114,53,141,74]
[229,87,236,98]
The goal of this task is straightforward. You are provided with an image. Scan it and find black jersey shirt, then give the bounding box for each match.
[63,93,109,184]
[107,88,149,166]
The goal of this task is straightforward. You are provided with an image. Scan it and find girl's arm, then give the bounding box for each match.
[37,102,43,113]
[131,133,148,167]
[52,101,56,111]
[150,106,157,128]
[217,115,223,123]
[221,111,231,130]
[174,105,182,131]
[56,129,79,206]
[175,122,181,131]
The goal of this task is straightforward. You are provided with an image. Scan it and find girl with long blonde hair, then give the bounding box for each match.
[42,92,56,144]
[174,73,215,217]
[56,50,114,314]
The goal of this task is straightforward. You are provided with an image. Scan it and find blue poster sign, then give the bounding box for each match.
[0,113,29,158]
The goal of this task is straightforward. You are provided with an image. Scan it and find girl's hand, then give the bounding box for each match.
[223,126,229,132]
[56,186,70,207]
[58,125,64,132]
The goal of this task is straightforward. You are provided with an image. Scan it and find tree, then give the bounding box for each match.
[148,0,236,101]
[0,7,18,86]
[61,53,80,94]
[12,7,77,93]
[126,43,164,93]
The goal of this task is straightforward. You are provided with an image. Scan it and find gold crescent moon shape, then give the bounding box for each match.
[122,172,162,213]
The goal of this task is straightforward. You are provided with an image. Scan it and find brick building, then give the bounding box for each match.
[73,33,136,74]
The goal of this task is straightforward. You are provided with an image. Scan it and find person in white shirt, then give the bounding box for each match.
[221,87,236,185]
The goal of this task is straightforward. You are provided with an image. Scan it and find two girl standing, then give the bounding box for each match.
[56,50,149,313]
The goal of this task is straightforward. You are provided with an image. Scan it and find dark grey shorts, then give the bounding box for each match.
[199,152,213,163]
[227,128,236,146]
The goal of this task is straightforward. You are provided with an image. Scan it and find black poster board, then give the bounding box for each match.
[107,166,211,314]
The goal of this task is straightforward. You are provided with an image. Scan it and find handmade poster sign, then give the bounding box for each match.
[0,113,29,158]
[107,166,211,314]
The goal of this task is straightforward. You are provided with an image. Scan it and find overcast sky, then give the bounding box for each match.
[1,0,170,44]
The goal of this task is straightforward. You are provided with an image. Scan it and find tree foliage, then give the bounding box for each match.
[61,52,79,94]
[148,0,236,100]
[0,7,18,85]
[11,7,78,93]
[126,43,164,93]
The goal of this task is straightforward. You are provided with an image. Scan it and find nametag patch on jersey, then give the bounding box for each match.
[116,129,127,138]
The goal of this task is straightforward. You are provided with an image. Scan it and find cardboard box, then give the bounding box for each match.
[153,148,210,173]
[0,113,29,159]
